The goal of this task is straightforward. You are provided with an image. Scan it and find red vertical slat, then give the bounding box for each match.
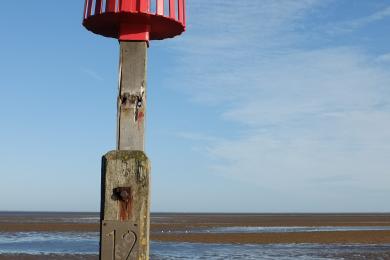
[106,0,116,12]
[178,0,184,23]
[121,0,137,12]
[120,0,128,11]
[135,0,140,11]
[139,0,149,12]
[95,0,103,14]
[83,0,88,18]
[169,0,175,19]
[182,0,186,25]
[87,0,93,17]
[156,0,164,15]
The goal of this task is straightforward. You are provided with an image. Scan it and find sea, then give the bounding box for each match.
[1,212,390,259]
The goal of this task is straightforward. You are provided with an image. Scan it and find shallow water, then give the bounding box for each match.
[1,232,390,259]
[0,212,100,224]
[0,232,98,254]
[151,242,390,260]
[192,226,390,234]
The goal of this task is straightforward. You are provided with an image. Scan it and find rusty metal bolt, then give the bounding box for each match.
[120,93,130,105]
[120,190,130,201]
[113,187,131,202]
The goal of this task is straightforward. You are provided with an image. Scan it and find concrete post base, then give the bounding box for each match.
[100,150,150,260]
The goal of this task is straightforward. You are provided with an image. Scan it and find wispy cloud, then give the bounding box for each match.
[376,53,390,63]
[177,132,219,142]
[327,5,390,35]
[318,3,390,36]
[80,67,104,81]
[167,1,390,210]
[164,0,328,103]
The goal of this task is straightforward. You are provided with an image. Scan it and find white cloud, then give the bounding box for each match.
[80,67,104,81]
[177,132,219,142]
[210,109,390,187]
[338,6,390,30]
[167,1,390,211]
[376,53,390,63]
[329,6,390,34]
[223,48,390,126]
[163,0,328,103]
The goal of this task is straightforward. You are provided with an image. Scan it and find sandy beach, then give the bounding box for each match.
[151,213,390,244]
[0,255,98,260]
[152,230,390,244]
[1,213,390,244]
[1,213,390,259]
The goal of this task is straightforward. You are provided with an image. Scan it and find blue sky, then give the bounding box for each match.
[0,0,389,212]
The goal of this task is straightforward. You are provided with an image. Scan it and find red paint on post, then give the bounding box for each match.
[137,111,145,128]
[119,24,150,41]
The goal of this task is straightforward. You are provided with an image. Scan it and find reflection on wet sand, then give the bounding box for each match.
[1,212,390,259]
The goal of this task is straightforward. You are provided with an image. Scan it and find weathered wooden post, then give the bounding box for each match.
[82,1,186,259]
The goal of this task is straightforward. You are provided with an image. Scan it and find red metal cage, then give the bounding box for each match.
[83,0,186,41]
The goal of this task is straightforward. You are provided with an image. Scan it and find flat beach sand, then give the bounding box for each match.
[1,213,390,259]
[0,255,98,260]
[1,213,390,244]
[151,213,390,244]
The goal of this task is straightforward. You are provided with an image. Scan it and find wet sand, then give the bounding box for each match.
[1,213,390,259]
[151,213,390,244]
[0,255,98,260]
[0,223,97,232]
[153,230,390,244]
[151,213,390,228]
[1,213,390,244]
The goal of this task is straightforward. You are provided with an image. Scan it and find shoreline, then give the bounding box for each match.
[1,213,390,244]
[153,230,390,244]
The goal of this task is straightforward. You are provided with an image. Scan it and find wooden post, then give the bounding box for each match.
[117,42,147,151]
[100,42,150,260]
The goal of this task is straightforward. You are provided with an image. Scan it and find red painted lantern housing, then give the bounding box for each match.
[83,0,186,41]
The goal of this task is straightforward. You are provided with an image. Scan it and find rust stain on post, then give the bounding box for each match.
[113,187,133,221]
